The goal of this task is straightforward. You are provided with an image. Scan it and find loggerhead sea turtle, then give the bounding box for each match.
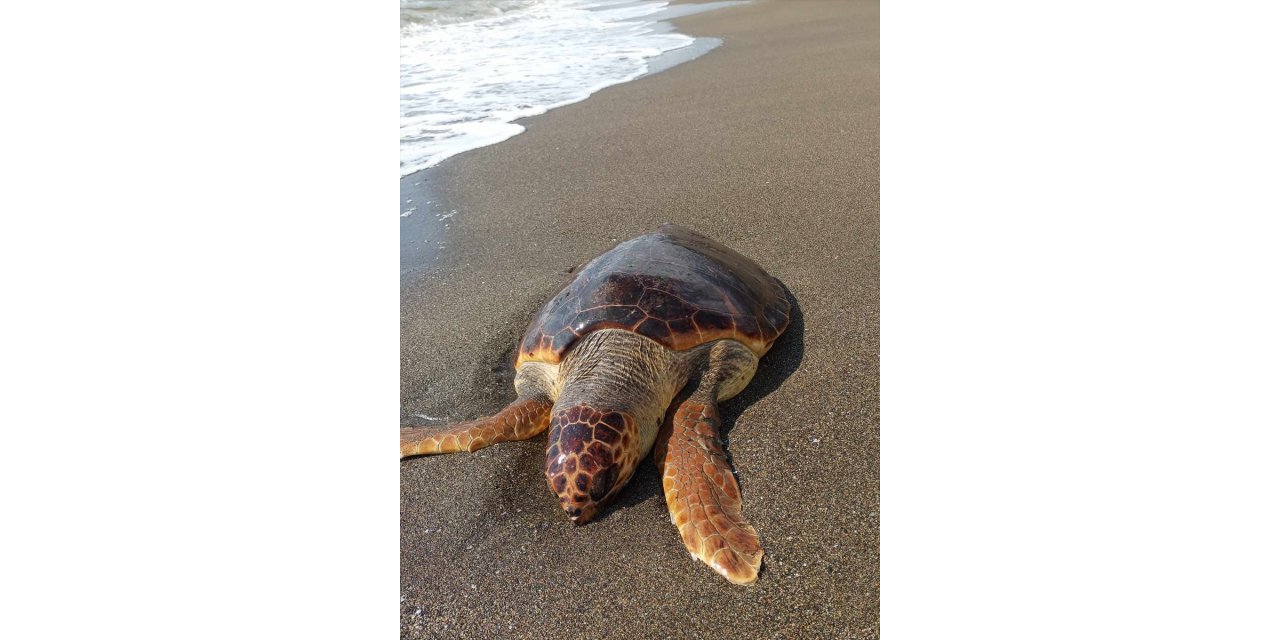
[400,224,790,584]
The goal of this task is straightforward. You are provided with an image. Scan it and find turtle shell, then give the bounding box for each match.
[517,224,790,367]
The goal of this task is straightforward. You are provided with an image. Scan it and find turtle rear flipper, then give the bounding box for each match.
[400,394,552,458]
[655,398,763,585]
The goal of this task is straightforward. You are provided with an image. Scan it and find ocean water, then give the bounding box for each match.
[400,0,722,177]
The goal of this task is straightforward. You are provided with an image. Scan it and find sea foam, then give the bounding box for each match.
[400,0,708,177]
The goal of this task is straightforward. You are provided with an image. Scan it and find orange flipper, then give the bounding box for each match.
[400,395,552,458]
[655,399,763,584]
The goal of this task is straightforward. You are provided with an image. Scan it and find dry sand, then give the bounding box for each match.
[400,1,878,637]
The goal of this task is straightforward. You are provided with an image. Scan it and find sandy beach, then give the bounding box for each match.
[401,1,878,637]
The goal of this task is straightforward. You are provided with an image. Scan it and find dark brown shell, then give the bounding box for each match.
[517,224,790,367]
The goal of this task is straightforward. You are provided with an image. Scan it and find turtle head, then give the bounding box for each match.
[544,403,641,525]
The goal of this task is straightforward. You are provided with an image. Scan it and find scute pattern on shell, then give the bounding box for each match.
[518,224,790,366]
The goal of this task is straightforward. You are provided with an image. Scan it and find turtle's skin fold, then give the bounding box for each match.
[401,224,791,585]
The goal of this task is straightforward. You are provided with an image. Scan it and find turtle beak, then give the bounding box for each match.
[561,501,600,525]
[546,459,618,525]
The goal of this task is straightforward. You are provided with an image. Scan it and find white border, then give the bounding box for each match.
[2,1,398,636]
[884,1,1280,637]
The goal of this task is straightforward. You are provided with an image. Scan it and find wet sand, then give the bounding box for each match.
[400,1,878,637]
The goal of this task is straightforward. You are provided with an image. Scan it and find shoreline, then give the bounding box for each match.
[398,1,748,279]
[398,170,450,278]
[402,1,879,637]
[398,0,745,183]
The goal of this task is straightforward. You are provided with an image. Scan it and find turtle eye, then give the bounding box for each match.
[588,465,618,502]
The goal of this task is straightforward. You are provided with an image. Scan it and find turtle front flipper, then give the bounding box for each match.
[400,394,553,458]
[655,398,763,585]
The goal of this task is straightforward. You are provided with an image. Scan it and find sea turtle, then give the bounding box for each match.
[401,224,791,584]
